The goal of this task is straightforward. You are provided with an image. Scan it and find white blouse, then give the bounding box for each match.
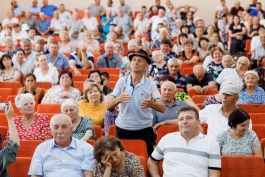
[33,66,59,85]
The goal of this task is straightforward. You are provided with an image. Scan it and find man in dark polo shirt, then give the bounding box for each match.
[186,65,216,94]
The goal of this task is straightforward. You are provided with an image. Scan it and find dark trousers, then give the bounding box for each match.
[116,126,155,157]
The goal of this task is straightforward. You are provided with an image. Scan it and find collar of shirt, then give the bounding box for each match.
[51,137,76,150]
[104,53,114,60]
[217,104,238,112]
[176,131,204,139]
[126,74,146,86]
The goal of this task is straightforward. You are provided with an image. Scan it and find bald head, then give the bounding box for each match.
[161,81,176,104]
[193,65,205,82]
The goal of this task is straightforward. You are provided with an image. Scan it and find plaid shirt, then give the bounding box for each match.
[155,71,186,91]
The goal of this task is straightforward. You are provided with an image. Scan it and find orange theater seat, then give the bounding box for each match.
[221,156,264,177]
[63,52,71,59]
[72,69,91,75]
[37,104,61,114]
[252,124,265,141]
[260,138,265,155]
[0,88,12,101]
[245,39,251,57]
[110,74,119,82]
[76,10,84,18]
[93,52,101,69]
[36,82,52,90]
[192,95,209,104]
[249,113,265,124]
[179,62,202,74]
[0,96,2,102]
[87,139,95,147]
[188,88,218,98]
[8,157,32,177]
[107,125,116,136]
[0,82,20,95]
[120,139,148,161]
[73,81,84,92]
[2,140,42,157]
[99,68,120,75]
[138,156,148,177]
[94,125,103,140]
[108,81,116,90]
[73,75,88,82]
[0,126,7,140]
[238,104,265,113]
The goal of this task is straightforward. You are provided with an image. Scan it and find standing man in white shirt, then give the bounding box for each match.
[82,9,99,31]
[2,11,19,29]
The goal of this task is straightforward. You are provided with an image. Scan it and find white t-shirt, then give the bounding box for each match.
[199,104,252,139]
[251,36,261,53]
[12,30,28,40]
[2,18,19,27]
[33,66,59,85]
[151,132,221,177]
[13,60,32,75]
[203,55,213,69]
[149,15,167,32]
[82,17,98,31]
[105,7,117,16]
[133,18,149,32]
[216,68,244,88]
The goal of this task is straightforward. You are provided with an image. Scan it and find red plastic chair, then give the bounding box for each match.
[0,82,20,95]
[120,139,148,161]
[0,88,12,101]
[8,157,32,177]
[99,68,120,75]
[238,104,265,113]
[179,62,202,74]
[192,95,209,104]
[94,125,103,140]
[107,125,116,136]
[252,124,265,141]
[0,126,7,140]
[249,113,265,124]
[188,88,218,98]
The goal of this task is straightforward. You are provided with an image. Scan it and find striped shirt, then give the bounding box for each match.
[151,132,221,177]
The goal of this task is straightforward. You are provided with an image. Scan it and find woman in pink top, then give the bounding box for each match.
[59,30,77,53]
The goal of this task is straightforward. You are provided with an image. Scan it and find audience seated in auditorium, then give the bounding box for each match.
[186,65,216,94]
[152,81,187,126]
[197,37,210,61]
[2,36,18,57]
[1,11,18,29]
[50,11,67,35]
[217,108,263,157]
[88,70,113,96]
[101,10,114,35]
[70,30,83,45]
[251,26,264,54]
[69,46,94,75]
[107,49,165,156]
[78,82,106,128]
[58,4,72,22]
[172,33,187,55]
[11,0,24,17]
[20,11,36,29]
[41,70,81,103]
[58,30,76,53]
[156,58,186,90]
[134,12,149,34]
[247,16,260,39]
[193,27,204,49]
[33,54,58,85]
[254,31,265,72]
[34,38,46,54]
[46,42,70,69]
[91,26,105,44]
[250,2,265,16]
[28,0,41,17]
[237,70,265,104]
[114,26,129,44]
[149,50,167,80]
[0,103,20,177]
[148,105,221,177]
[94,136,145,176]
[18,73,42,102]
[36,12,51,36]
[97,41,122,68]
[13,49,33,75]
[78,30,100,53]
[87,0,106,17]
[216,56,249,88]
[28,114,94,177]
[6,93,52,140]
[12,22,28,40]
[205,47,224,80]
[67,11,84,34]
[40,0,57,17]
[82,9,99,31]
[0,54,20,81]
[159,39,177,62]
[113,9,133,36]
[0,27,18,46]
[178,38,199,64]
[61,99,95,140]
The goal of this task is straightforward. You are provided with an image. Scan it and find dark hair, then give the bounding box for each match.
[257,25,265,31]
[258,10,265,18]
[51,41,59,46]
[178,33,188,45]
[159,75,176,83]
[58,70,74,87]
[12,23,20,28]
[228,108,250,129]
[94,136,124,162]
[208,43,217,50]
[0,54,13,69]
[177,105,199,120]
[36,39,45,45]
[160,38,171,46]
[88,70,102,84]
[257,2,262,5]
[24,73,36,81]
[101,72,110,80]
[142,6,146,8]
[16,48,25,54]
[157,23,164,27]
[0,23,2,30]
[198,37,209,48]
[180,25,190,33]
[28,28,36,32]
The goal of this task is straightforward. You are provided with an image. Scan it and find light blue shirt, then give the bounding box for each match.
[237,86,265,104]
[28,6,41,14]
[28,137,94,177]
[13,6,24,17]
[47,53,70,69]
[112,75,161,130]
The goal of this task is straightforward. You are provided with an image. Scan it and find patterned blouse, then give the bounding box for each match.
[6,114,52,140]
[237,86,265,104]
[202,95,221,109]
[72,117,95,140]
[0,68,20,81]
[41,85,81,104]
[93,151,145,177]
[178,49,199,62]
[148,62,168,77]
[216,129,260,156]
[205,61,224,80]
[164,51,178,62]
[120,62,131,76]
[104,109,118,134]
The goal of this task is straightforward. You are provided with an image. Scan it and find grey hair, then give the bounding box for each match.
[83,79,95,89]
[61,99,79,113]
[222,54,233,62]
[20,38,32,45]
[167,58,179,65]
[15,93,35,109]
[237,56,250,66]
[104,41,115,48]
[50,114,72,128]
[128,40,138,49]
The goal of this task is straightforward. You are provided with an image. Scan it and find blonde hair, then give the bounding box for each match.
[159,28,169,39]
[83,83,104,103]
[59,30,70,42]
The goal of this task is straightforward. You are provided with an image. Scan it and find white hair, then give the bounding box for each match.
[237,56,250,66]
[15,93,35,109]
[128,40,138,49]
[104,41,115,48]
[50,114,72,128]
[222,54,233,62]
[61,99,79,113]
[167,58,179,65]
